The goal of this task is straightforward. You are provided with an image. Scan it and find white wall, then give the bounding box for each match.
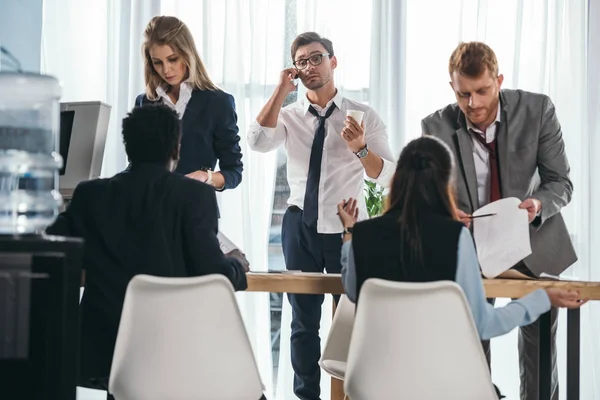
[0,0,43,72]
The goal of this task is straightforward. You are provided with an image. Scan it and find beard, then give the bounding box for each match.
[302,72,331,90]
[467,98,499,126]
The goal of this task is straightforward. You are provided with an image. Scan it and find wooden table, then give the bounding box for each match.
[246,272,600,400]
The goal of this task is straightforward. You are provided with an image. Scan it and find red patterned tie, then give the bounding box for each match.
[472,132,502,202]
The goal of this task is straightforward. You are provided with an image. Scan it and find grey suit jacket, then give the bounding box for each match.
[421,89,576,276]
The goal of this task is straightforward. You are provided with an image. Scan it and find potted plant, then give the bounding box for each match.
[364,180,385,218]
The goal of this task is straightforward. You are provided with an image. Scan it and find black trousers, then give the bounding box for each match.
[281,206,342,400]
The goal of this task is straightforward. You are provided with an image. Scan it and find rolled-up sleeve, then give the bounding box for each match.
[247,119,287,153]
[365,113,395,188]
[455,227,551,340]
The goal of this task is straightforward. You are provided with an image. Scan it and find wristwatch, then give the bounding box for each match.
[354,144,369,159]
[200,167,213,185]
[342,226,353,238]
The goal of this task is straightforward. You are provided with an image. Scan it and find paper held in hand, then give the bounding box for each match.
[217,231,239,254]
[472,197,532,279]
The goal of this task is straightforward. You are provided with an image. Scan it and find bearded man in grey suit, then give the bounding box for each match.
[421,41,576,400]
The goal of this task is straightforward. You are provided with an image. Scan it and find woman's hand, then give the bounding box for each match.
[337,197,359,229]
[545,288,588,308]
[185,169,209,183]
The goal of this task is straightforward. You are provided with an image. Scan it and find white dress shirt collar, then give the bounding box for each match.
[156,81,194,119]
[466,102,502,136]
[301,90,345,115]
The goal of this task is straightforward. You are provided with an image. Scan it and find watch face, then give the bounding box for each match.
[356,146,368,158]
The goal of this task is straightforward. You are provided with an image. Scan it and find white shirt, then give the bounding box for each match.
[247,91,395,234]
[156,81,193,119]
[466,105,501,207]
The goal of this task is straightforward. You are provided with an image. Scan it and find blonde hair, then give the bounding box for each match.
[142,16,218,100]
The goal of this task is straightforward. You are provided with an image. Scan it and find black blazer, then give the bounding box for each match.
[135,89,243,190]
[46,163,247,381]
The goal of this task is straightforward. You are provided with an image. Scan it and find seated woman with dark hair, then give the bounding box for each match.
[337,137,586,397]
[338,136,585,336]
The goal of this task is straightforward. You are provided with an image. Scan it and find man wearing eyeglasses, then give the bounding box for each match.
[248,32,395,400]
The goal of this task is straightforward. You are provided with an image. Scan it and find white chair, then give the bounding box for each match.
[344,279,498,400]
[319,294,356,380]
[108,274,264,400]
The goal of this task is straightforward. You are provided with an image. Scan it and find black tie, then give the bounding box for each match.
[303,104,337,227]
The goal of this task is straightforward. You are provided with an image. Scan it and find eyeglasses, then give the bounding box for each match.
[293,53,330,70]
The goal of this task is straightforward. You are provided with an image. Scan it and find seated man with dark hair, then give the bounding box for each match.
[47,104,248,397]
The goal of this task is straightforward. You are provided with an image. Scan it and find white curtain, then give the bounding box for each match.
[373,0,597,398]
[585,0,600,395]
[42,0,278,398]
[370,0,406,153]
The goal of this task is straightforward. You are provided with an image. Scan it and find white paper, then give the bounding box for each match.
[472,197,532,278]
[216,231,239,254]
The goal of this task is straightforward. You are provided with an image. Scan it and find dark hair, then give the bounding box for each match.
[386,136,458,268]
[448,41,499,78]
[122,104,181,165]
[290,32,334,61]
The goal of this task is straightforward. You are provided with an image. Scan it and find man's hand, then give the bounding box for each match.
[278,68,299,95]
[456,209,472,229]
[519,198,542,223]
[545,288,587,309]
[186,170,209,183]
[226,249,250,273]
[341,116,366,153]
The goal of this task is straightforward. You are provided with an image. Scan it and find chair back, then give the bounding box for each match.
[109,274,264,400]
[344,278,498,400]
[319,294,356,380]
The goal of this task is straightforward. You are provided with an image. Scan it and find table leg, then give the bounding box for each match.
[331,378,345,400]
[567,308,580,400]
[539,311,552,400]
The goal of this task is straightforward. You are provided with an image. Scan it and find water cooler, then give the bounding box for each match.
[0,71,83,399]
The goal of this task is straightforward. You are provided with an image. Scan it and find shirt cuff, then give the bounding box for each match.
[249,119,277,139]
[372,157,395,188]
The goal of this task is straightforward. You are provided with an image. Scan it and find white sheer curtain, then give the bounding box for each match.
[370,0,406,153]
[585,0,600,395]
[42,0,278,398]
[373,0,597,398]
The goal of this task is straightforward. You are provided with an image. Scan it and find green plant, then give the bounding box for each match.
[364,180,385,218]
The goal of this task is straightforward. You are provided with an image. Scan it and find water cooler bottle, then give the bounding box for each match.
[0,71,83,400]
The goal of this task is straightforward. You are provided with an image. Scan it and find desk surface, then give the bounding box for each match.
[246,272,600,300]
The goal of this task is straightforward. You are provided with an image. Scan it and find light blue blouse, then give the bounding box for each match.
[341,226,551,340]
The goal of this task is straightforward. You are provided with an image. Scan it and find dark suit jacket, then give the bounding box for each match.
[46,163,247,381]
[135,89,243,190]
[421,89,576,276]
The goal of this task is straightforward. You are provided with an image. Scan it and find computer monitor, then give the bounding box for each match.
[58,101,111,196]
